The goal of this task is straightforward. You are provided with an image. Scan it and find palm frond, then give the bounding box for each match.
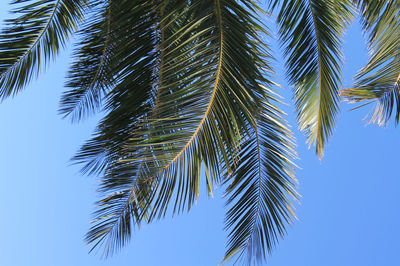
[223,99,297,265]
[82,0,184,254]
[137,0,271,222]
[0,0,86,99]
[84,0,295,258]
[272,0,353,158]
[85,159,154,256]
[59,0,113,122]
[217,3,298,264]
[73,0,160,176]
[341,0,400,125]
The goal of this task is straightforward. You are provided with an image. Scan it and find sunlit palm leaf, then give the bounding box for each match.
[341,0,400,125]
[271,0,353,158]
[0,0,86,99]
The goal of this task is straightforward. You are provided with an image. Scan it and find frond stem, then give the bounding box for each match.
[307,0,323,156]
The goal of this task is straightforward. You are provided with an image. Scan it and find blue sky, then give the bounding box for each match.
[0,2,399,266]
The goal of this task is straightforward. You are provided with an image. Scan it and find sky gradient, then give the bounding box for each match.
[0,2,399,266]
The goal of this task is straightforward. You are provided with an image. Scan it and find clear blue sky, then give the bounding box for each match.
[0,2,399,266]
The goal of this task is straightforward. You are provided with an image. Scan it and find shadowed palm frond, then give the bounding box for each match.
[223,98,297,265]
[73,0,158,176]
[0,0,86,99]
[59,0,113,122]
[218,5,297,265]
[82,0,219,254]
[271,0,354,158]
[85,1,228,251]
[341,0,400,125]
[81,0,159,255]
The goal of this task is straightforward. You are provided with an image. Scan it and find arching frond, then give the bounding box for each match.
[0,0,86,99]
[272,0,354,158]
[342,0,400,125]
[83,0,297,260]
[137,0,272,222]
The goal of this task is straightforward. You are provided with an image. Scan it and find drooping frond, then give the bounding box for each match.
[83,0,297,259]
[218,3,297,264]
[271,0,353,158]
[223,100,297,266]
[85,159,154,256]
[341,0,400,125]
[136,0,271,222]
[59,0,113,122]
[82,0,159,254]
[0,0,86,99]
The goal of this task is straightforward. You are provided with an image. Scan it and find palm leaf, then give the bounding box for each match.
[271,0,353,158]
[341,0,400,125]
[137,0,271,221]
[218,3,297,264]
[84,0,295,259]
[85,159,155,256]
[0,0,86,99]
[82,0,197,253]
[223,100,297,265]
[59,0,113,122]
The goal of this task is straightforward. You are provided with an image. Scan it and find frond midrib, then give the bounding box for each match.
[142,0,225,184]
[307,0,323,156]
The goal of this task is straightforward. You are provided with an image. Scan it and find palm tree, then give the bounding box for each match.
[0,0,398,264]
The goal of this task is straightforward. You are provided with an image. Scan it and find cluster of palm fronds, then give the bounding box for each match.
[0,0,399,265]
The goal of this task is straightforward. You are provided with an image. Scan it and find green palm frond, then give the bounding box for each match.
[341,0,400,125]
[0,0,86,99]
[137,0,278,221]
[85,159,154,256]
[75,0,159,174]
[272,0,353,158]
[81,0,159,254]
[82,0,297,260]
[223,99,297,265]
[59,0,113,122]
[82,0,201,253]
[216,2,298,264]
